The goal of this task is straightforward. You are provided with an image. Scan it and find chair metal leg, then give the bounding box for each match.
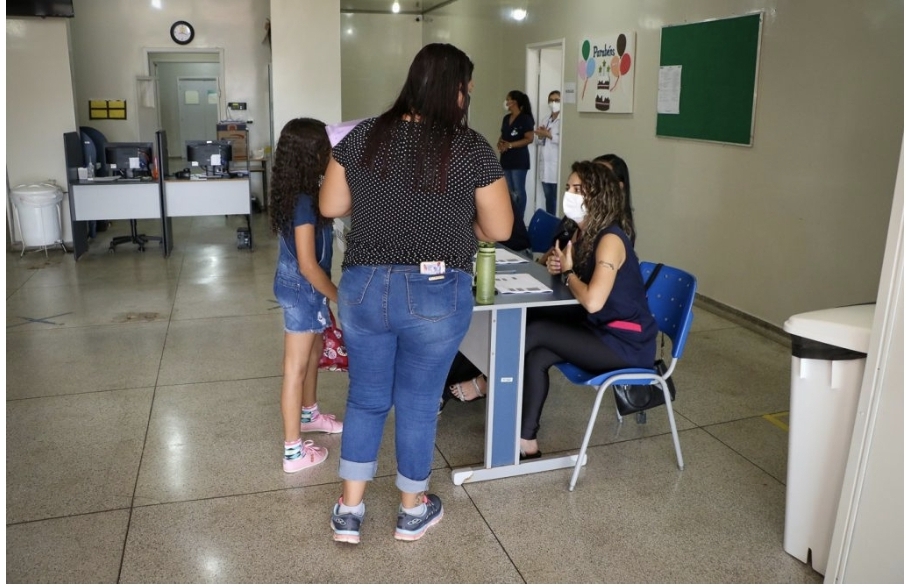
[569,383,610,491]
[659,377,685,470]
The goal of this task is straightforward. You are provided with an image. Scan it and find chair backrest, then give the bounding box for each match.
[527,208,560,253]
[79,126,109,175]
[640,261,697,360]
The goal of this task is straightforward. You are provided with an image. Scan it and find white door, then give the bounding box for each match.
[177,77,220,144]
[526,41,564,221]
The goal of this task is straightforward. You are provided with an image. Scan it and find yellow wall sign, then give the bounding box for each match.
[89,99,127,120]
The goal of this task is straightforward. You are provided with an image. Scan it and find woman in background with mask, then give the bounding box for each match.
[497,90,535,220]
[535,90,562,215]
[519,161,656,459]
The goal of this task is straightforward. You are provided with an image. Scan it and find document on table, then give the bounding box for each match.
[495,249,530,264]
[495,273,553,294]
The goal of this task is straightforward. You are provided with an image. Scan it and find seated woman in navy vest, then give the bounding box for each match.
[519,160,656,459]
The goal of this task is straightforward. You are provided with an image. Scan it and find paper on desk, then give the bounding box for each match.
[495,249,530,264]
[495,273,552,294]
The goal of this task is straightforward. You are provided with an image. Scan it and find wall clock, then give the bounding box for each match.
[170,21,195,45]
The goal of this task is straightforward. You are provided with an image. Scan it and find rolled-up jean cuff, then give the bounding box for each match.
[396,471,431,494]
[338,458,378,482]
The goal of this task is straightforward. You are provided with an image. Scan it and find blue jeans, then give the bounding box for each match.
[503,168,529,221]
[337,265,473,493]
[542,182,558,216]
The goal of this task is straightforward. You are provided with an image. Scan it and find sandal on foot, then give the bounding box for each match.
[520,450,543,461]
[449,375,487,402]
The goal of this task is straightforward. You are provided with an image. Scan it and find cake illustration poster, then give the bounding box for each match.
[577,33,636,113]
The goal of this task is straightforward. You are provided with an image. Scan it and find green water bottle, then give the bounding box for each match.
[475,241,496,305]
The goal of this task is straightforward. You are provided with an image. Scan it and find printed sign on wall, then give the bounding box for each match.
[577,33,636,113]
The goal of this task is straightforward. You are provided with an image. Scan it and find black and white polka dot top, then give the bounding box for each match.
[332,117,503,273]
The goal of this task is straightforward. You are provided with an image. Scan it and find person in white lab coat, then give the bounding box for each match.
[535,90,562,215]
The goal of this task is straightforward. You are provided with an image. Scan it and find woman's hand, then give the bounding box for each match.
[547,240,572,274]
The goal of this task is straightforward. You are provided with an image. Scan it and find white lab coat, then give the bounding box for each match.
[538,114,561,184]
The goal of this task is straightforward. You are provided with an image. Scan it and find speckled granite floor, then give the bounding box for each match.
[6,213,823,583]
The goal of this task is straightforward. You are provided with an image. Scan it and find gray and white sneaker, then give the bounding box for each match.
[331,498,364,544]
[394,494,443,541]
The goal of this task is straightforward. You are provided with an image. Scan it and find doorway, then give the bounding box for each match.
[177,77,220,145]
[145,50,224,170]
[526,40,565,219]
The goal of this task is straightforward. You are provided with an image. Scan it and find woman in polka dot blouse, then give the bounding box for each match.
[320,43,513,544]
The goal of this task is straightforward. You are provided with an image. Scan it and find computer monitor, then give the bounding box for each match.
[104,142,153,177]
[186,140,232,176]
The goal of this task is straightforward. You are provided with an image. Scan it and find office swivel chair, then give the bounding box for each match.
[79,126,109,177]
[80,127,162,254]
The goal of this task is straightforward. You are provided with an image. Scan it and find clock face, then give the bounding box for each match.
[170,21,194,45]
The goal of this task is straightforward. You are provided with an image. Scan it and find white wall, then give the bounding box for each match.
[270,0,341,137]
[422,0,903,327]
[340,13,424,121]
[6,17,78,245]
[825,143,903,584]
[68,0,271,152]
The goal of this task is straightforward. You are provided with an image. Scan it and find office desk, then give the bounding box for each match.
[452,252,583,485]
[68,179,166,260]
[164,177,252,248]
[247,157,269,211]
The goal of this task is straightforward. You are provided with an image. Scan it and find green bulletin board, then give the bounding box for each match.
[656,13,763,146]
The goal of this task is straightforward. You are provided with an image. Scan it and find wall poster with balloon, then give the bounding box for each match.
[577,33,635,113]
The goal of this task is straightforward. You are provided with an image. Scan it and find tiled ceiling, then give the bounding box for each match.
[339,0,454,14]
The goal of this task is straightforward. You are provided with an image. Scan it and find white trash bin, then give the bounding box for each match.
[11,183,65,256]
[782,304,874,576]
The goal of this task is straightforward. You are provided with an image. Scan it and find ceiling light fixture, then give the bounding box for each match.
[391,1,400,13]
[512,8,527,21]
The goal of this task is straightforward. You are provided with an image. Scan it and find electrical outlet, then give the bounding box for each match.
[228,102,247,110]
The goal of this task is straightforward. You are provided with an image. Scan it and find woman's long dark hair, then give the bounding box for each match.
[507,90,533,120]
[361,43,474,193]
[269,117,331,235]
[571,160,635,268]
[593,153,635,243]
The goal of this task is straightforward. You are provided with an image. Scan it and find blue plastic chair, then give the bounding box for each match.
[527,208,560,254]
[554,261,697,490]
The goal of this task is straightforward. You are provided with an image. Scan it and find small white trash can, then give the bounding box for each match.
[11,183,65,255]
[782,304,874,576]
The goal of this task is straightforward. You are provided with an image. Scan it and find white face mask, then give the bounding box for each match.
[503,100,511,112]
[549,101,561,113]
[562,191,586,223]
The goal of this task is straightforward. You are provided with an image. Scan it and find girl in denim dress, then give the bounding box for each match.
[270,118,343,474]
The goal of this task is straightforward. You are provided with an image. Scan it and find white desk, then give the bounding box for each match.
[70,180,160,221]
[164,178,250,217]
[68,179,165,259]
[452,253,584,485]
[164,178,253,249]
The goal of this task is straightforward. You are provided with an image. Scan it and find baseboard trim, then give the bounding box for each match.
[693,294,790,347]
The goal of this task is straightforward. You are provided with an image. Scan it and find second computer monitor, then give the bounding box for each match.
[105,142,153,177]
[186,140,232,176]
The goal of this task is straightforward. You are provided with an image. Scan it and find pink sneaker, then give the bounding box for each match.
[283,439,328,473]
[300,413,344,434]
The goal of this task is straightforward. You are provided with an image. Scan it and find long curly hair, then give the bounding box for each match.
[571,160,635,269]
[269,118,331,235]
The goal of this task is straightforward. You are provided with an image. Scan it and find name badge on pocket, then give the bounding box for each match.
[420,261,445,276]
